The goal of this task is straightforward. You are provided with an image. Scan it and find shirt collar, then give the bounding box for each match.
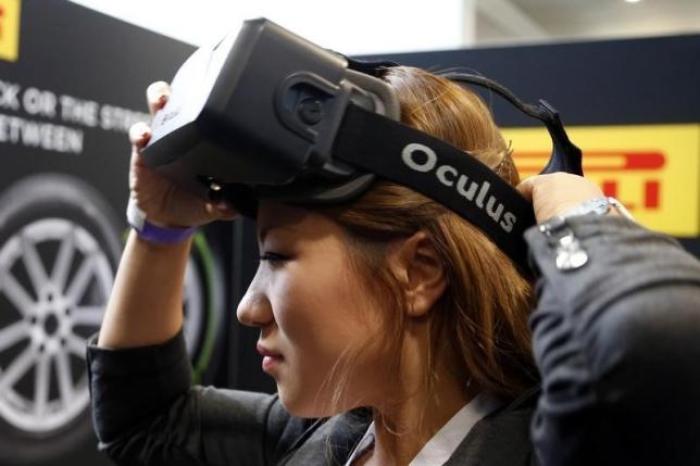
[409,392,502,465]
[345,392,503,466]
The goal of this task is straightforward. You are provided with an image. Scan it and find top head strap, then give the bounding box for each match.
[439,72,583,177]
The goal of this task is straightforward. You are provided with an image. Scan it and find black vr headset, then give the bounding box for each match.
[144,18,582,272]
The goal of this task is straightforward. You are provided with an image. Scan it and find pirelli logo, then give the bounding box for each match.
[0,0,20,62]
[516,151,665,211]
[503,124,700,237]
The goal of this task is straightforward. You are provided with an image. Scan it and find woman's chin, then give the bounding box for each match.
[277,388,339,418]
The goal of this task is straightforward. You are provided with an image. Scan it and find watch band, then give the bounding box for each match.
[126,197,196,245]
[560,196,634,221]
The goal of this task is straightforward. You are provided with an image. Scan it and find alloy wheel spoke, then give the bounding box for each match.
[65,254,95,305]
[21,235,49,296]
[2,273,35,316]
[52,231,75,293]
[34,354,50,416]
[0,320,29,353]
[0,346,36,391]
[71,305,104,327]
[65,334,87,360]
[55,349,74,406]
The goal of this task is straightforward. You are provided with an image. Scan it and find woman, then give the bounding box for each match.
[89,67,700,466]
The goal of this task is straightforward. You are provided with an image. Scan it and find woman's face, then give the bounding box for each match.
[236,201,387,417]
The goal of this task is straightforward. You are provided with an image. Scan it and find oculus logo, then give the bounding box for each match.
[401,143,517,232]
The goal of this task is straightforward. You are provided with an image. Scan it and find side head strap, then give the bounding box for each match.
[336,59,583,273]
[333,104,536,271]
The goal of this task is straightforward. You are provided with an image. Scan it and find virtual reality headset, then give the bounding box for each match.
[144,18,582,272]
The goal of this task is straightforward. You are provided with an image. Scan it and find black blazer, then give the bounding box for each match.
[87,216,700,465]
[278,389,539,466]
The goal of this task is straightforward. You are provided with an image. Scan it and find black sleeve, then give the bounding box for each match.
[87,330,315,465]
[525,215,700,466]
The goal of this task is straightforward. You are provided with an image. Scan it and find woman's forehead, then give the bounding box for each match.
[256,201,337,243]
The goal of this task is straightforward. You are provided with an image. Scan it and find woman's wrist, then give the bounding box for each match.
[127,197,197,245]
[133,219,197,245]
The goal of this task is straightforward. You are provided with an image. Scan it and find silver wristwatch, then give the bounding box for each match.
[560,197,634,221]
[538,197,633,272]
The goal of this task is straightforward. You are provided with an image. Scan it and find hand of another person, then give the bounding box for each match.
[517,173,605,224]
[128,81,237,228]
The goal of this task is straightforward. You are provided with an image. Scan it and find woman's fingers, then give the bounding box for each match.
[515,176,536,202]
[146,81,170,117]
[516,173,606,223]
[126,80,240,227]
[128,121,152,149]
[205,201,239,221]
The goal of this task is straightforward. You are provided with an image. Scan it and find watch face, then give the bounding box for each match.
[561,197,609,219]
[590,198,611,216]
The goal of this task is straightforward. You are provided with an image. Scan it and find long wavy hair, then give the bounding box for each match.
[316,66,538,422]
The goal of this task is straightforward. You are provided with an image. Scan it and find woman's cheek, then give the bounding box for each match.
[270,273,312,336]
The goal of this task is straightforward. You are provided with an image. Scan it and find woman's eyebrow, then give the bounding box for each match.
[258,225,275,244]
[258,224,294,244]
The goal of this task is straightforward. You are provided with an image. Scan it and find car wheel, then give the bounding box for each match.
[0,174,121,463]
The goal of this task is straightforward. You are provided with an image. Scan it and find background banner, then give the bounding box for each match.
[0,2,222,465]
[504,124,700,236]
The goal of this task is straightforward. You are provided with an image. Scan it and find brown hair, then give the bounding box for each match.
[318,66,537,407]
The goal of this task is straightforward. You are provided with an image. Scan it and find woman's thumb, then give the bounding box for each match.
[205,201,238,221]
[516,176,537,202]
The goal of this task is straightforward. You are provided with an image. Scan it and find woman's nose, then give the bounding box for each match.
[236,277,274,328]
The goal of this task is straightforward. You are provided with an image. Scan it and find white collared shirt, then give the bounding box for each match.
[345,392,502,466]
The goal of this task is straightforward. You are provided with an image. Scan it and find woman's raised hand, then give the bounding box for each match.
[517,173,606,224]
[127,81,237,228]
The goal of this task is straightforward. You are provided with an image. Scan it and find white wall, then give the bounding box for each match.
[68,0,466,54]
[68,0,700,53]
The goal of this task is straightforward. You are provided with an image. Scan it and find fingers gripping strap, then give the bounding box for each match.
[332,105,536,270]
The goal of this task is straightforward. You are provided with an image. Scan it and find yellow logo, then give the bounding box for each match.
[0,0,21,62]
[503,124,700,237]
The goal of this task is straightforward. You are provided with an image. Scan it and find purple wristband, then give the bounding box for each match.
[137,220,196,245]
[126,198,196,245]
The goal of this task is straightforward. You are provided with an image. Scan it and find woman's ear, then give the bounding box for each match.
[387,231,447,317]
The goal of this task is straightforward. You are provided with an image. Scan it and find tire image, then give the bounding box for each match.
[115,226,226,384]
[183,231,225,384]
[0,174,121,464]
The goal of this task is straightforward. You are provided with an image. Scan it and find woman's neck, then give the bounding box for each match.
[371,392,471,465]
[360,331,477,466]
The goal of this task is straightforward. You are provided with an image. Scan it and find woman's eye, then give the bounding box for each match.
[259,252,287,265]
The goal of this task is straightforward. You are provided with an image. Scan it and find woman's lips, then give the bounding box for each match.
[257,343,284,373]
